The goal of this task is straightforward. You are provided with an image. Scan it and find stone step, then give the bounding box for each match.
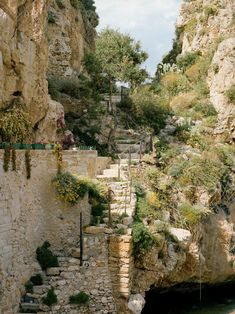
[20,303,40,312]
[33,285,51,295]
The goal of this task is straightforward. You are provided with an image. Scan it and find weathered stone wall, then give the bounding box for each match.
[109,235,134,313]
[0,149,110,313]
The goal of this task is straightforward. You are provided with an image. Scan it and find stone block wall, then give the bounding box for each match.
[0,149,111,313]
[108,235,134,313]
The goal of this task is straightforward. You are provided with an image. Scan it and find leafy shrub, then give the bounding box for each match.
[178,153,226,193]
[132,222,156,256]
[0,106,31,142]
[11,148,16,171]
[30,274,43,286]
[56,0,65,9]
[115,228,126,235]
[53,144,63,173]
[69,291,89,305]
[160,72,190,96]
[170,92,197,115]
[91,203,107,217]
[193,102,217,117]
[47,78,60,101]
[42,288,57,306]
[48,11,56,23]
[194,80,210,97]
[178,202,210,227]
[161,27,182,65]
[70,0,79,9]
[130,86,170,133]
[52,172,88,205]
[25,149,31,179]
[3,145,11,172]
[36,241,59,271]
[25,281,34,293]
[225,85,235,104]
[177,51,201,70]
[174,123,191,143]
[134,182,146,198]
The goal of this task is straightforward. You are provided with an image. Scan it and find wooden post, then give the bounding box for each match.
[118,157,121,180]
[108,202,112,228]
[139,140,142,162]
[80,212,83,266]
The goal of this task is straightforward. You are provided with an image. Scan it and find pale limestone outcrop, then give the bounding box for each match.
[0,0,96,142]
[177,0,235,136]
[0,0,49,125]
[133,210,235,294]
[208,37,235,136]
[128,294,145,314]
[34,97,64,143]
[47,0,95,78]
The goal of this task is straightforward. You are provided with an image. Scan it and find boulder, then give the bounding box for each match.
[128,294,145,314]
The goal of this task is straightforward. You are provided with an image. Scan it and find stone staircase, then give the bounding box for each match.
[114,127,151,160]
[97,159,136,227]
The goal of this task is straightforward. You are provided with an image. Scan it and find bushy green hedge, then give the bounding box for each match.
[132,222,156,256]
[42,288,58,306]
[69,291,89,305]
[36,241,59,271]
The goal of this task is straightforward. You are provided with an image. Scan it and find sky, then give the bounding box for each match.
[95,0,182,76]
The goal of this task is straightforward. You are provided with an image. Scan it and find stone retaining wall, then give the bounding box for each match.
[0,149,111,313]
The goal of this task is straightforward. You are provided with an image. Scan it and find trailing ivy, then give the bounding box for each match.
[53,143,63,173]
[25,149,31,179]
[11,148,16,171]
[3,145,11,172]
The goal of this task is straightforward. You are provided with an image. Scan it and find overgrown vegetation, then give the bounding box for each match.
[30,274,43,286]
[3,145,11,172]
[69,291,89,305]
[25,149,31,179]
[0,104,31,143]
[36,241,59,271]
[226,85,235,104]
[52,171,107,221]
[42,288,58,306]
[132,222,157,256]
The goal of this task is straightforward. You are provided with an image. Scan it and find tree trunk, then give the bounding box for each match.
[109,78,113,113]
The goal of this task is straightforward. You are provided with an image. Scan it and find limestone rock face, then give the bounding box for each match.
[133,211,235,294]
[177,0,235,136]
[208,38,235,136]
[0,0,96,142]
[47,0,96,78]
[34,98,64,143]
[0,0,49,125]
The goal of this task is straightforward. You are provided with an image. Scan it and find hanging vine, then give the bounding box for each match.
[25,149,31,179]
[11,148,16,171]
[3,145,11,172]
[53,143,63,173]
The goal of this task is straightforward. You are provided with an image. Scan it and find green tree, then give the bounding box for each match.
[95,28,148,107]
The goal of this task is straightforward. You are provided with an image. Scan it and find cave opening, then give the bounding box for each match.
[141,281,235,314]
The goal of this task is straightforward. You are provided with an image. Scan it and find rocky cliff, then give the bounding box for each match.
[0,0,96,143]
[177,0,235,138]
[131,0,235,308]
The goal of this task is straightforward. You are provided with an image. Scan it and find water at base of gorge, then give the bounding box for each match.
[141,282,235,314]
